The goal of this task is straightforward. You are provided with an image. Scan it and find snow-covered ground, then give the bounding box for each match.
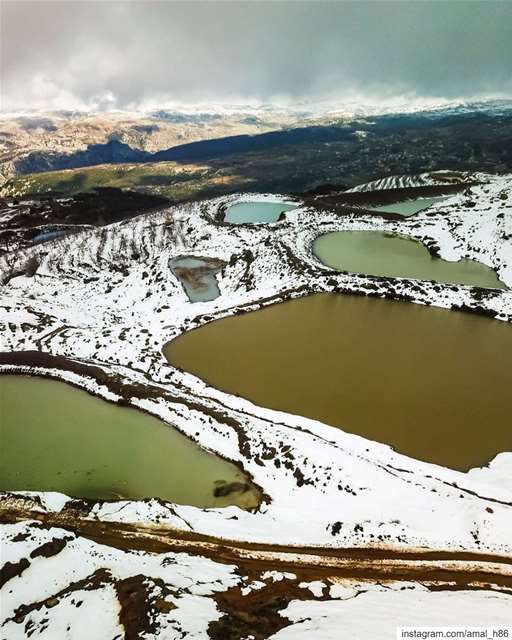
[1,173,511,637]
[345,170,478,192]
[272,590,512,640]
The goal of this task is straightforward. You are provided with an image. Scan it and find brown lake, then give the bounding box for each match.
[165,293,512,471]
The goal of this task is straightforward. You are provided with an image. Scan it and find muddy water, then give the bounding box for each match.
[165,293,512,471]
[313,231,506,289]
[171,257,221,303]
[224,201,296,224]
[371,196,447,216]
[0,376,260,508]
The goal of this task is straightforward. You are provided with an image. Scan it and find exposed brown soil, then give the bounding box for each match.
[29,536,70,559]
[209,579,312,640]
[209,572,512,640]
[3,500,511,640]
[1,499,511,591]
[115,575,157,640]
[0,351,155,400]
[0,558,30,588]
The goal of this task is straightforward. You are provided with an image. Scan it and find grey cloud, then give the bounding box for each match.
[2,0,512,111]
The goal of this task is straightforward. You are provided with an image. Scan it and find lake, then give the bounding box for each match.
[224,200,296,224]
[171,257,222,303]
[0,376,260,508]
[313,231,506,289]
[370,196,448,216]
[165,293,512,471]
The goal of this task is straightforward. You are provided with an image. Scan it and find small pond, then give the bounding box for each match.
[165,293,512,471]
[224,201,296,224]
[171,257,222,303]
[32,230,67,245]
[370,196,448,217]
[0,376,260,508]
[313,231,506,289]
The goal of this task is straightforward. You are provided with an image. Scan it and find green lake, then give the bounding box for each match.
[0,375,260,508]
[224,201,296,224]
[165,293,512,471]
[313,231,506,289]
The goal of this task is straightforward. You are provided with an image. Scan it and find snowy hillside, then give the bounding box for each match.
[1,173,511,637]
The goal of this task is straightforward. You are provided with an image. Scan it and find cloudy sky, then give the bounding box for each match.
[2,0,512,112]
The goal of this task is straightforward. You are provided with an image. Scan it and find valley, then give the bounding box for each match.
[3,106,512,205]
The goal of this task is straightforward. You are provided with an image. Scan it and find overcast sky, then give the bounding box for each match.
[2,0,512,112]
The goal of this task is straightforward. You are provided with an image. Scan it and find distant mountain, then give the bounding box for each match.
[2,98,512,184]
[14,140,151,175]
[0,107,296,183]
[152,125,355,162]
[9,125,355,176]
[308,98,512,123]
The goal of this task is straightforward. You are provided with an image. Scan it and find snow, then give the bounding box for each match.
[0,309,38,325]
[345,170,478,192]
[272,590,512,639]
[262,571,297,583]
[2,584,122,640]
[1,177,512,555]
[0,521,239,639]
[240,581,266,596]
[298,580,326,597]
[1,172,512,637]
[466,453,512,493]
